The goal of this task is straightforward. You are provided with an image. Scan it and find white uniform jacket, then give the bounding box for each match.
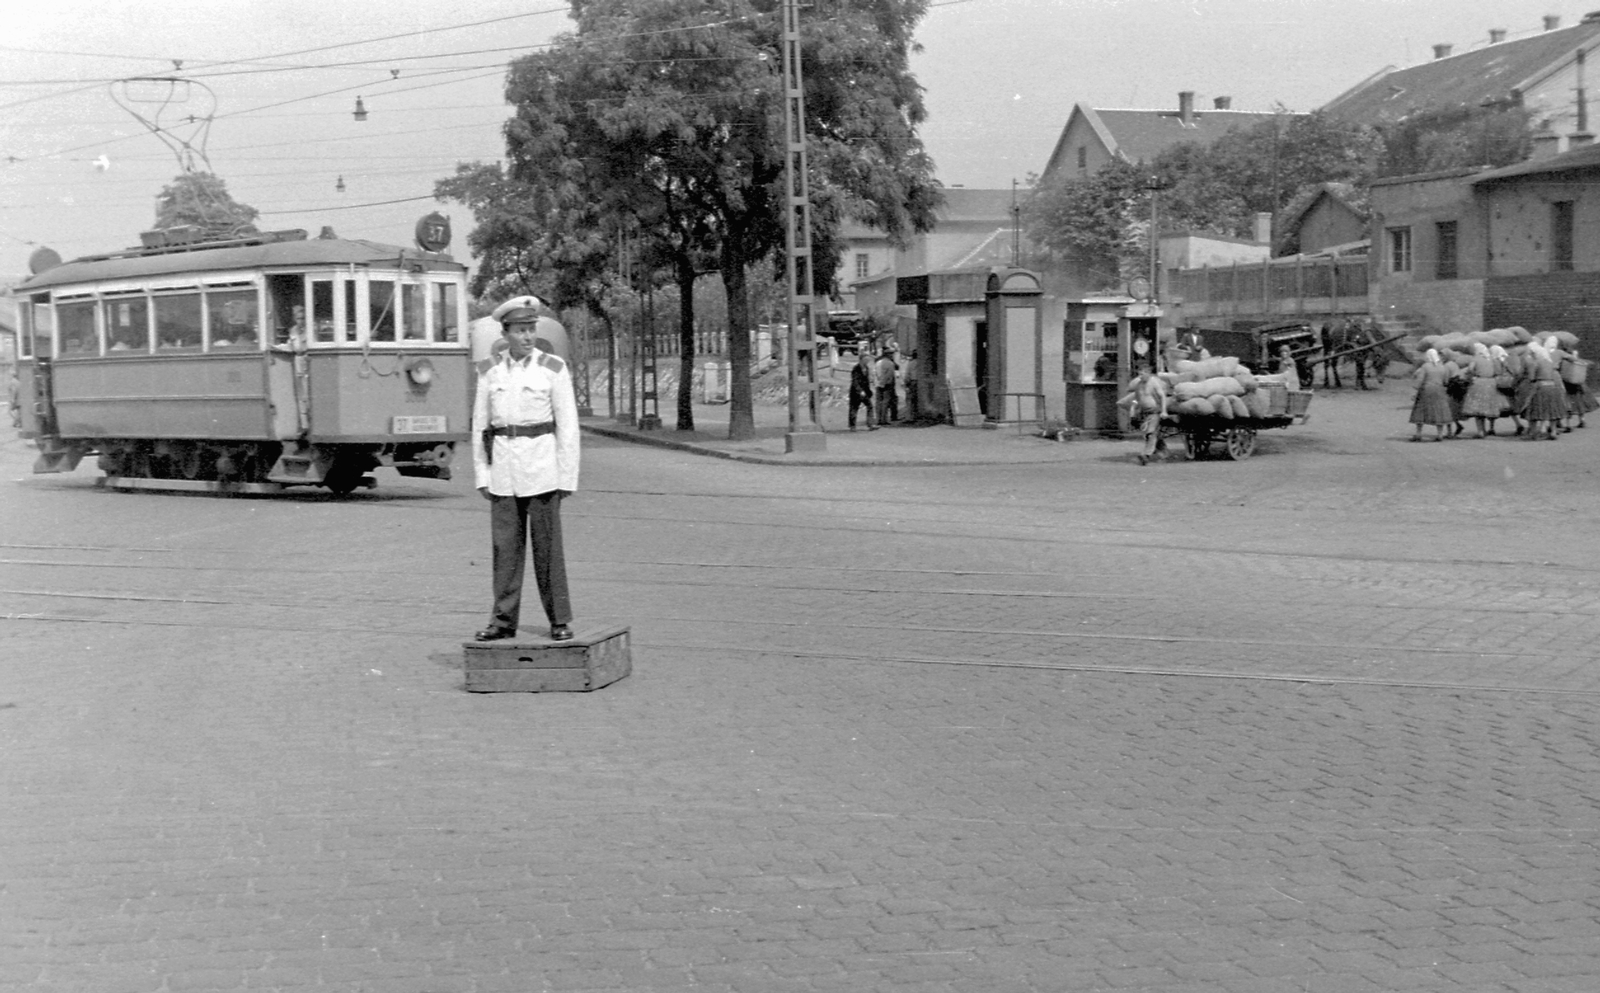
[472,351,580,496]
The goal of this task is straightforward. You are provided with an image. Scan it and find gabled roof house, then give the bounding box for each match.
[1040,92,1297,184]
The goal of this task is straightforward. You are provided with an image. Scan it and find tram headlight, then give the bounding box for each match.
[405,358,435,387]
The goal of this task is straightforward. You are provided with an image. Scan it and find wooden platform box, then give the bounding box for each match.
[462,624,631,693]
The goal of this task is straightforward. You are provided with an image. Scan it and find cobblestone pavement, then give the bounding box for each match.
[2,387,1599,992]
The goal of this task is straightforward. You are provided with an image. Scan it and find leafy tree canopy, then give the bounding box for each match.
[438,0,939,438]
[154,172,258,239]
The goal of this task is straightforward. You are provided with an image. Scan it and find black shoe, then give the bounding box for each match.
[474,626,516,642]
[549,624,574,641]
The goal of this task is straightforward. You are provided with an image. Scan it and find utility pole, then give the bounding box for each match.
[780,0,826,452]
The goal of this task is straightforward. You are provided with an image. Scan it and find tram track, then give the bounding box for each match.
[5,607,1593,697]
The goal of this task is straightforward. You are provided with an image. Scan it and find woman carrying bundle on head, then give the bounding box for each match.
[1409,348,1455,442]
[1459,342,1508,438]
[1489,344,1523,436]
[1522,340,1568,440]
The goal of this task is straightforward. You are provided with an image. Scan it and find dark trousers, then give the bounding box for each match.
[489,491,571,631]
[848,391,875,428]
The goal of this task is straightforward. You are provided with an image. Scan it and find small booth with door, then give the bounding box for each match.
[897,266,1043,426]
[1063,298,1164,434]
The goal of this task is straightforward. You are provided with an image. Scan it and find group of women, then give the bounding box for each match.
[1409,327,1597,441]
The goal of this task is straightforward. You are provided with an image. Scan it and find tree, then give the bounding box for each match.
[448,0,939,438]
[1023,111,1383,276]
[154,172,258,239]
[1376,103,1533,177]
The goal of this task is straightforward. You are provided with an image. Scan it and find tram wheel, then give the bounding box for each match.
[97,448,129,475]
[323,461,363,496]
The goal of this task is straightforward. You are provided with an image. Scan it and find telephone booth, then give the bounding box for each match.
[1063,298,1163,434]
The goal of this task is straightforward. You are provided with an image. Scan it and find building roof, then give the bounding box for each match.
[1321,20,1600,123]
[1042,102,1294,179]
[1090,107,1288,163]
[1470,140,1600,184]
[934,187,1019,223]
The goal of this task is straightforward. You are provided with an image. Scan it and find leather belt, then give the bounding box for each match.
[484,421,554,465]
[490,422,555,438]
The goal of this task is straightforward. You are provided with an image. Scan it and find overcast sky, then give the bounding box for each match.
[1,0,1589,279]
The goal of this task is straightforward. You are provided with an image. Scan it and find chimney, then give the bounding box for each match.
[1545,14,1562,30]
[1213,96,1232,110]
[1253,212,1272,244]
[1178,90,1195,125]
[1433,43,1453,59]
[1531,128,1563,159]
[1489,28,1507,44]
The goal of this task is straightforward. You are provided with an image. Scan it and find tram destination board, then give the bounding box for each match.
[393,415,448,434]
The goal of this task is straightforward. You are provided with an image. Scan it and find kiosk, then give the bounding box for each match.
[1063,298,1164,434]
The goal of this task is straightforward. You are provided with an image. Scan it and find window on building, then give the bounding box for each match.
[1552,200,1575,271]
[1435,221,1458,280]
[854,253,870,280]
[1387,226,1412,274]
[1076,145,1087,170]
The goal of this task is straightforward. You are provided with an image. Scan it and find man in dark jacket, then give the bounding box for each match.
[848,350,877,431]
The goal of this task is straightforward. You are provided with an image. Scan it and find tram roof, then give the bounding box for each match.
[15,237,464,293]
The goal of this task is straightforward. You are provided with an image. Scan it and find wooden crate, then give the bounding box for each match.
[463,624,631,693]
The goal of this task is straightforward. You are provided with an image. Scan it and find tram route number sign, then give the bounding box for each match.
[393,415,447,434]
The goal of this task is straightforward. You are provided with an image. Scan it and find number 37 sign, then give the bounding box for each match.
[414,212,452,253]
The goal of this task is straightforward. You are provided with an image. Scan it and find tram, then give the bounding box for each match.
[11,220,470,494]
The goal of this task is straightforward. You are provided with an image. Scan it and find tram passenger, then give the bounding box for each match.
[472,295,580,643]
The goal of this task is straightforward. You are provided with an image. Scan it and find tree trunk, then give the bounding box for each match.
[675,257,696,431]
[720,242,755,440]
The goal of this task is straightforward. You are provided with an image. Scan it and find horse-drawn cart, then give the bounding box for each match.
[1161,385,1313,460]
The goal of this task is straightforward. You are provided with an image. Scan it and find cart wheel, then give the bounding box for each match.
[1224,428,1257,460]
[1185,429,1210,460]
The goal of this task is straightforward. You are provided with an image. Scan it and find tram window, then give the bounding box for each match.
[311,279,335,343]
[22,298,52,358]
[104,297,150,353]
[344,281,358,342]
[400,283,425,340]
[431,283,459,342]
[57,301,96,354]
[154,293,203,350]
[267,274,305,346]
[207,288,258,349]
[369,279,397,342]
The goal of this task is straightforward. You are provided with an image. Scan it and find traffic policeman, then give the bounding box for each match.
[472,295,580,642]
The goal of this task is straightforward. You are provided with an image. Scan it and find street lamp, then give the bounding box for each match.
[353,97,368,122]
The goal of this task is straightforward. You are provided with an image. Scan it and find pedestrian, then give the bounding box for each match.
[1441,347,1470,437]
[1345,318,1371,389]
[1522,340,1567,441]
[848,349,877,431]
[1320,323,1341,388]
[1118,363,1168,465]
[472,296,580,642]
[1459,342,1507,438]
[900,350,919,423]
[874,344,900,424]
[1276,345,1302,391]
[1409,348,1453,441]
[6,370,18,429]
[1488,344,1523,436]
[1559,343,1597,429]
